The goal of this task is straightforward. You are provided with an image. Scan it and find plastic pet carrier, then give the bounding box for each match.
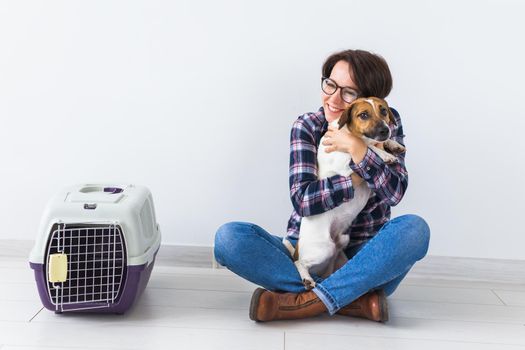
[29,184,161,313]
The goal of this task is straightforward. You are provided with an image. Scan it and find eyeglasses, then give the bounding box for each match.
[321,77,359,104]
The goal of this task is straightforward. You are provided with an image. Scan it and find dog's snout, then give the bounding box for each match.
[368,125,390,142]
[378,127,389,139]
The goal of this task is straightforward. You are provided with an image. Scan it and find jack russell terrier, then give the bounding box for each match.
[284,97,405,289]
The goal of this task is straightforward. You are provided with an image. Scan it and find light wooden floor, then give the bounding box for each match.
[1,242,525,349]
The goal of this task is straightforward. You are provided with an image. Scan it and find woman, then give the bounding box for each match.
[214,49,430,323]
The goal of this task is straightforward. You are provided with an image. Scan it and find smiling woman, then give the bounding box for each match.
[214,49,430,323]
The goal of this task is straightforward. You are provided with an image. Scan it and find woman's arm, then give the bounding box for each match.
[289,116,358,217]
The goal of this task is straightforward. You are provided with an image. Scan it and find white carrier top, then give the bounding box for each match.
[29,184,161,266]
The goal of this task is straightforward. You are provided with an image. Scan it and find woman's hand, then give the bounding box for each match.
[322,125,368,163]
[322,125,361,154]
[322,125,367,186]
[323,125,385,152]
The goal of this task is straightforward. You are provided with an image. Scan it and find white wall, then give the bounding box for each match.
[1,0,524,260]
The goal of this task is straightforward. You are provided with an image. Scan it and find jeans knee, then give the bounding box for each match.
[213,221,250,266]
[401,214,431,260]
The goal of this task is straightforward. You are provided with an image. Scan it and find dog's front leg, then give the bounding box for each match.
[370,144,398,164]
[294,260,316,290]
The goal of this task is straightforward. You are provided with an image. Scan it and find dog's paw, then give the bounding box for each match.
[303,278,316,290]
[383,154,398,164]
[384,140,406,155]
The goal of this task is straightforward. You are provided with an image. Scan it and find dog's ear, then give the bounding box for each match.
[338,109,350,129]
[386,106,398,127]
[388,109,397,127]
[338,101,358,129]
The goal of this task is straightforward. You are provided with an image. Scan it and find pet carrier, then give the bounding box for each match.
[29,184,161,313]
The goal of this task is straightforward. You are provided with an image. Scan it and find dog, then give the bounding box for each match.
[284,97,406,289]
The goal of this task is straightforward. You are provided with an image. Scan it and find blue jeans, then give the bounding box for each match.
[214,214,430,315]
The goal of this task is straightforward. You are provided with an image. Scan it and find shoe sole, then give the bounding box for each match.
[377,289,389,323]
[249,288,267,321]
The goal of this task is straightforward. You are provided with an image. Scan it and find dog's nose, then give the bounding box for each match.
[378,127,389,139]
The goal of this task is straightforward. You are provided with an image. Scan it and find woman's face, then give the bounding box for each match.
[322,60,360,122]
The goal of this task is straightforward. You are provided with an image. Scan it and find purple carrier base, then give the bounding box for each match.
[29,252,157,314]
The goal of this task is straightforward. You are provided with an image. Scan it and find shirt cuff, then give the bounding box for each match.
[331,175,354,202]
[349,147,383,181]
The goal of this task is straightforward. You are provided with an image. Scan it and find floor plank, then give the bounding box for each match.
[0,321,284,350]
[285,331,525,350]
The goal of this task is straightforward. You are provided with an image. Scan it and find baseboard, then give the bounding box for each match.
[3,239,524,285]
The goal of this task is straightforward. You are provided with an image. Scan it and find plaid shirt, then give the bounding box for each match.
[286,106,408,247]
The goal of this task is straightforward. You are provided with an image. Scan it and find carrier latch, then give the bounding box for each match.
[48,253,68,283]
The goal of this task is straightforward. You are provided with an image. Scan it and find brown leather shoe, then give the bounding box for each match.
[336,289,388,322]
[249,288,327,322]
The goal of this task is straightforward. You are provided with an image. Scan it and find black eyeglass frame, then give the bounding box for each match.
[321,77,360,103]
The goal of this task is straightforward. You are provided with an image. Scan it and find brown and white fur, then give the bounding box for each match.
[284,97,406,289]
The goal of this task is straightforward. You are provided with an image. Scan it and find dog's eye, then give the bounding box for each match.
[380,108,388,117]
[359,112,369,120]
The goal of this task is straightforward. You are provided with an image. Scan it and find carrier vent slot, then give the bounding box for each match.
[45,223,127,311]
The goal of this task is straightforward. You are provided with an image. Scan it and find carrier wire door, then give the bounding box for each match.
[46,222,127,312]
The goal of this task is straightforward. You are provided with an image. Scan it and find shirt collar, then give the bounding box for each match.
[318,106,329,133]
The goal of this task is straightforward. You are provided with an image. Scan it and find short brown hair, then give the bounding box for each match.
[322,49,392,98]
